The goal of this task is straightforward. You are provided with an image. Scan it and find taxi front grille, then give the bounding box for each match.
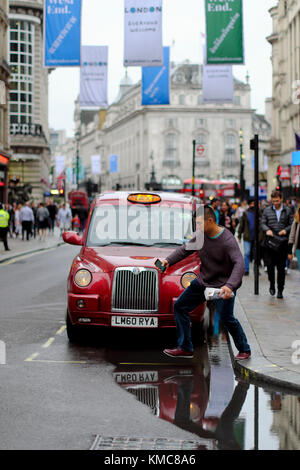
[111,267,158,312]
[126,386,159,416]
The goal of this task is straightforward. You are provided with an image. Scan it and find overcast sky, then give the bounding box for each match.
[48,0,276,137]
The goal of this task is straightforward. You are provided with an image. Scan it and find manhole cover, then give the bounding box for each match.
[90,435,207,450]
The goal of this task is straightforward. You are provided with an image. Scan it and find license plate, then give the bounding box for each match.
[113,371,158,383]
[111,316,158,328]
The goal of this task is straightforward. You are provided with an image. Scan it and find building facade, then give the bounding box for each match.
[267,0,300,197]
[7,0,51,203]
[52,63,271,199]
[0,0,11,203]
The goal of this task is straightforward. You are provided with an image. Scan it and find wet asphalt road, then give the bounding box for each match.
[0,244,207,450]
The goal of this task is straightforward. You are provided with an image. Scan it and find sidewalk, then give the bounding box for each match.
[0,227,65,264]
[229,266,300,392]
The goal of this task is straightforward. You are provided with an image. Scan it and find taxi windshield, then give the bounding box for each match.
[86,203,194,247]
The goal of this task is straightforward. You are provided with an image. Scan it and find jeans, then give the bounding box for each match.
[243,241,254,273]
[174,279,251,353]
[265,244,288,292]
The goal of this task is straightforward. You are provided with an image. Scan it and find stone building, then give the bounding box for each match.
[99,63,264,194]
[7,0,51,203]
[267,0,300,197]
[0,0,11,203]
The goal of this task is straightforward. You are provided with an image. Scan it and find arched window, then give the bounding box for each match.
[196,133,207,145]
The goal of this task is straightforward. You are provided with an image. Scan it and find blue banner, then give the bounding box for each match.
[44,0,82,67]
[142,47,170,105]
[292,151,300,166]
[109,155,119,173]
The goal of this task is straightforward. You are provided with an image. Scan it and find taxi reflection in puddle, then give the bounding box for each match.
[111,343,249,450]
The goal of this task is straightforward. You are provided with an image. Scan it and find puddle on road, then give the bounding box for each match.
[110,329,300,450]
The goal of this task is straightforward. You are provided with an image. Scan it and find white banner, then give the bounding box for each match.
[91,155,101,175]
[80,46,108,108]
[124,0,163,67]
[55,155,65,177]
[202,65,233,103]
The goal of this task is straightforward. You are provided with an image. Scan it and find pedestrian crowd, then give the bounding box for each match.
[209,191,300,298]
[0,199,81,252]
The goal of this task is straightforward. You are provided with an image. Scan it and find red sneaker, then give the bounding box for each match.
[235,352,251,360]
[163,348,194,359]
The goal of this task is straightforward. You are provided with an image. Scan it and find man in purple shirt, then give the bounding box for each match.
[160,205,251,360]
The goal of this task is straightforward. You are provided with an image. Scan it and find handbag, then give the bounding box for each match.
[265,234,287,252]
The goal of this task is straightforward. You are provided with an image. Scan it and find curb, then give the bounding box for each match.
[227,296,300,394]
[0,241,65,264]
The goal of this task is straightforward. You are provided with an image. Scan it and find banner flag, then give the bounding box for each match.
[44,0,82,67]
[91,155,101,175]
[55,155,65,177]
[142,46,169,105]
[80,46,108,108]
[295,133,300,150]
[205,0,244,65]
[202,65,233,103]
[110,155,119,173]
[124,0,163,67]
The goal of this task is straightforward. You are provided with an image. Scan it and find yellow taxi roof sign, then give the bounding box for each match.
[127,193,161,204]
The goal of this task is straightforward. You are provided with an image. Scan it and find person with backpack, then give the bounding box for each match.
[36,202,50,241]
[261,190,294,299]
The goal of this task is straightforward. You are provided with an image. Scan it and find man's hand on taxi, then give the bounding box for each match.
[161,260,169,270]
[220,285,233,300]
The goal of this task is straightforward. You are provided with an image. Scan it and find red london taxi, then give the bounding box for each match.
[62,191,206,342]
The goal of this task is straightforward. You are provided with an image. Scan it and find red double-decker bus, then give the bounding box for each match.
[182,179,237,201]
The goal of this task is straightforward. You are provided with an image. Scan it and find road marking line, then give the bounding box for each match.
[56,325,66,335]
[42,337,55,348]
[28,359,87,364]
[24,352,40,362]
[0,247,59,266]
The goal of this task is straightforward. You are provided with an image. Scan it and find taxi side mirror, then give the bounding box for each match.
[62,231,83,246]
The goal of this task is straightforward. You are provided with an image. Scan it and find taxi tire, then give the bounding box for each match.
[66,310,85,343]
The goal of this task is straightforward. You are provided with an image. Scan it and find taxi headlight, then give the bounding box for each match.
[75,269,92,287]
[181,272,197,289]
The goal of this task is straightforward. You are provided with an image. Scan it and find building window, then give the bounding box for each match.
[195,118,206,128]
[196,133,207,145]
[179,95,185,105]
[165,118,177,128]
[226,119,235,128]
[224,133,237,165]
[9,19,34,126]
[164,133,178,165]
[197,95,203,105]
[234,96,241,106]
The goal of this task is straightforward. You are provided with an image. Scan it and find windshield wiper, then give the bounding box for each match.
[149,241,185,247]
[94,241,152,247]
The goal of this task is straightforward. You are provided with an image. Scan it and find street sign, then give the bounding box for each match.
[196,144,205,157]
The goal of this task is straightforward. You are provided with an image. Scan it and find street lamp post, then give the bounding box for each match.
[75,130,80,190]
[239,129,245,201]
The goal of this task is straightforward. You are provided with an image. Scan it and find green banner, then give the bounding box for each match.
[205,0,244,65]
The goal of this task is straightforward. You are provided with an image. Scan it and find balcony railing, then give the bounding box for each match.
[195,158,210,167]
[162,159,181,169]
